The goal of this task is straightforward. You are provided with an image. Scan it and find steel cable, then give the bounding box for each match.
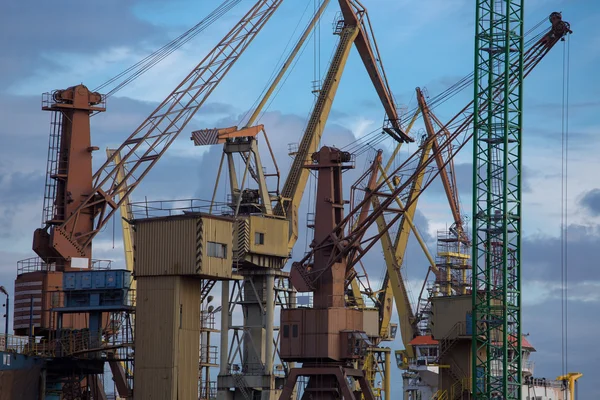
[94,0,241,98]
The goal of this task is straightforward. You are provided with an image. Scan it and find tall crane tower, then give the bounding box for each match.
[471,1,524,398]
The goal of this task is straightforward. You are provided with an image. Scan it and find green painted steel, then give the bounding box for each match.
[472,1,524,399]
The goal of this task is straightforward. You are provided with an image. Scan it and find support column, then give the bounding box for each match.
[384,349,391,400]
[264,274,275,375]
[220,280,230,375]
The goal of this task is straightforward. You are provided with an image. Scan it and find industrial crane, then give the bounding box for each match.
[187,1,414,398]
[15,0,284,338]
[280,146,377,400]
[472,8,571,400]
[30,0,284,271]
[13,3,287,399]
[284,11,571,399]
[274,0,413,251]
[290,11,572,291]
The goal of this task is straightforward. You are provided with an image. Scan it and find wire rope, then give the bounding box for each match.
[339,20,548,155]
[560,33,571,377]
[93,0,240,98]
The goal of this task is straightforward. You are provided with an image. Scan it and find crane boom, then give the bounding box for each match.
[33,0,283,265]
[373,90,436,360]
[276,24,360,246]
[376,88,463,362]
[418,89,467,243]
[290,13,571,291]
[337,0,410,142]
[276,2,412,248]
[106,149,135,275]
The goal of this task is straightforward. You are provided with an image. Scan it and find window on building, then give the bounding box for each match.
[429,346,438,357]
[292,324,298,338]
[207,241,227,258]
[255,232,265,245]
[283,325,290,338]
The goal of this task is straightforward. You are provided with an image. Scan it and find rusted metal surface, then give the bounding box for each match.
[280,147,374,399]
[32,84,105,270]
[44,0,284,267]
[13,270,97,336]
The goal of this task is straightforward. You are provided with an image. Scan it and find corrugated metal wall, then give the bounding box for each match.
[133,276,201,400]
[135,215,232,279]
[136,218,197,276]
[248,216,288,258]
[200,215,233,279]
[176,278,201,400]
[14,271,93,335]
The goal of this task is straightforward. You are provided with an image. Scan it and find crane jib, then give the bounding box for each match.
[292,12,571,288]
[44,0,284,260]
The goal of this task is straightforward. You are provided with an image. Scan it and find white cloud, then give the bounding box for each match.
[523,280,600,306]
[346,116,377,139]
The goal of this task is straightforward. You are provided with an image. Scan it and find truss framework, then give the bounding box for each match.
[471,1,523,399]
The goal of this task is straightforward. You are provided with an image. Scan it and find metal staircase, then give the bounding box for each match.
[232,373,252,400]
[436,321,466,362]
[201,279,217,303]
[431,378,470,400]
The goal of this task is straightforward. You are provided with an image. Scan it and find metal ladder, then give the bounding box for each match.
[276,24,358,216]
[41,109,65,226]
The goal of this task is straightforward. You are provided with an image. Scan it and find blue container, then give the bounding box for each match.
[63,270,131,291]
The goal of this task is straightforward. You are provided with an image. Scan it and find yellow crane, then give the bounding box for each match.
[105,148,135,400]
[189,2,412,398]
[274,0,413,251]
[556,372,583,400]
[105,149,135,282]
[366,88,449,364]
[370,87,471,368]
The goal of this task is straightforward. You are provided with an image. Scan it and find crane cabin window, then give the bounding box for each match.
[207,241,227,259]
[255,232,265,245]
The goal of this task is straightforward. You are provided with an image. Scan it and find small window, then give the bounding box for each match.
[255,232,265,245]
[207,241,227,258]
[283,325,290,338]
[51,292,60,307]
[292,324,298,338]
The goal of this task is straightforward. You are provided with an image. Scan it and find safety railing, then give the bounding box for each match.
[199,345,218,366]
[200,310,216,331]
[17,257,113,274]
[523,360,535,375]
[229,362,266,375]
[449,377,471,400]
[407,356,439,369]
[199,380,217,400]
[130,198,223,219]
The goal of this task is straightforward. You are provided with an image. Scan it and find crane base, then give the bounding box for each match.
[278,366,375,400]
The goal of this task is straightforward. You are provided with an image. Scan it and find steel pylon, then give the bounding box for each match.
[472,1,524,399]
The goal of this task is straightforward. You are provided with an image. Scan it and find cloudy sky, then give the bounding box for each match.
[1,0,598,397]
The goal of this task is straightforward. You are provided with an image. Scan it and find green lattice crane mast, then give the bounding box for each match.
[471,5,571,398]
[471,1,524,398]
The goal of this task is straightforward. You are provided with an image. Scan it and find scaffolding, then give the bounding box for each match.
[200,307,219,400]
[434,230,472,296]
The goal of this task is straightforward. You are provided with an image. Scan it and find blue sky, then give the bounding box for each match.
[0,0,599,397]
